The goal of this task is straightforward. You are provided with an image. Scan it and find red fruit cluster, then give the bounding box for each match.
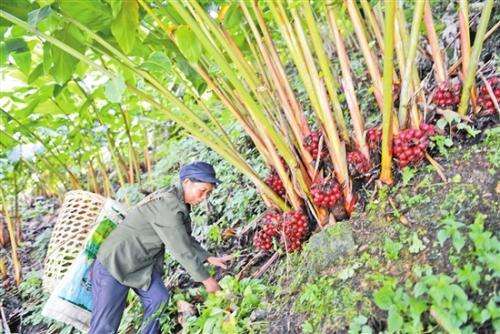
[433,81,461,108]
[477,76,499,115]
[419,123,436,137]
[392,127,430,168]
[265,170,285,197]
[304,130,328,159]
[253,209,309,253]
[366,127,382,151]
[311,178,342,208]
[253,210,282,251]
[347,150,370,174]
[253,224,278,251]
[282,210,309,252]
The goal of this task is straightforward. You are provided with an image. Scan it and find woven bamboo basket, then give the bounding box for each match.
[43,190,107,293]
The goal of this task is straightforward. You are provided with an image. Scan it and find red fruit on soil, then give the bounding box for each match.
[392,125,433,168]
[303,130,328,159]
[311,177,343,209]
[477,75,499,115]
[433,81,461,108]
[366,127,382,151]
[347,150,371,174]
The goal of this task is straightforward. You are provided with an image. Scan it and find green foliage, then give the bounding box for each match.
[50,24,85,83]
[110,0,138,54]
[60,0,112,31]
[373,212,500,333]
[384,237,402,260]
[175,25,203,64]
[184,276,267,333]
[294,275,366,332]
[483,127,500,168]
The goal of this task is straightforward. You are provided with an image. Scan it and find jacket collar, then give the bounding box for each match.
[174,181,191,213]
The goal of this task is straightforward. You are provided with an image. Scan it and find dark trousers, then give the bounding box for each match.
[89,260,170,334]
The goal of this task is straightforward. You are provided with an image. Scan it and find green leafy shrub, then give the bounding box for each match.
[184,276,267,333]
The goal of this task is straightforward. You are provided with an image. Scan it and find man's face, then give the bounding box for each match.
[182,179,214,205]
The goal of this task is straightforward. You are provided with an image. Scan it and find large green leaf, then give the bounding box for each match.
[110,0,138,54]
[0,0,37,26]
[60,0,112,32]
[222,4,243,30]
[50,25,84,84]
[27,6,51,26]
[105,0,123,18]
[12,51,31,75]
[5,38,28,53]
[175,25,202,63]
[141,51,172,73]
[0,42,7,66]
[28,63,44,84]
[42,42,51,74]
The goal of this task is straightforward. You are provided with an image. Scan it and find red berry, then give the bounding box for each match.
[347,150,370,174]
[433,80,462,108]
[304,130,328,159]
[311,177,343,209]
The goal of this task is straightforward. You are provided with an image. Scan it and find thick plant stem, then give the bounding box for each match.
[423,0,447,83]
[359,0,384,51]
[398,0,425,127]
[344,0,384,110]
[458,0,477,109]
[129,86,290,210]
[243,2,313,172]
[326,8,369,160]
[0,190,22,286]
[458,0,494,116]
[380,0,396,185]
[96,153,114,198]
[88,162,100,194]
[268,1,353,210]
[301,1,350,144]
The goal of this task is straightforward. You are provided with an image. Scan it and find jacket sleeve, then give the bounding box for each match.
[183,218,212,262]
[146,197,210,282]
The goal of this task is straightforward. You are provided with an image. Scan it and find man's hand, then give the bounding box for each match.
[207,254,233,269]
[202,277,220,293]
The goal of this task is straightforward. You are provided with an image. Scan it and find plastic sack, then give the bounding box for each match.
[42,198,127,332]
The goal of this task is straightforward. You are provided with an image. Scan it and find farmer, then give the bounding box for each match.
[89,161,231,334]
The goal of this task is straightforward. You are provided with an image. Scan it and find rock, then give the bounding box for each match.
[301,222,356,273]
[249,309,268,321]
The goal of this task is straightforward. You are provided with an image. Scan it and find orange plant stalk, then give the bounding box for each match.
[380,0,397,185]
